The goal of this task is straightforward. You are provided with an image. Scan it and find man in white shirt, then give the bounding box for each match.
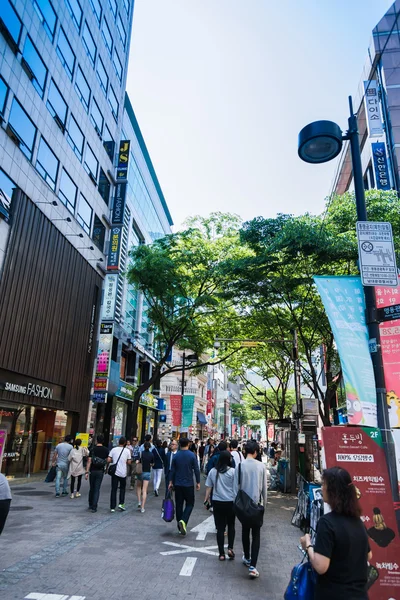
[107,436,131,512]
[229,439,243,467]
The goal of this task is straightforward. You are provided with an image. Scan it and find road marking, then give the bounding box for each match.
[190,515,215,540]
[25,595,85,600]
[179,557,197,576]
[160,541,219,556]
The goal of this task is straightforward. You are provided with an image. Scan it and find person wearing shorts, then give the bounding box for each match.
[136,442,154,513]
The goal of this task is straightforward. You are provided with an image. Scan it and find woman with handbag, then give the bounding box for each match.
[233,440,268,579]
[300,466,372,600]
[205,450,236,561]
[68,439,89,499]
[152,439,165,497]
[136,441,154,513]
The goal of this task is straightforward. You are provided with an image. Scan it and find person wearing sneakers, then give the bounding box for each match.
[107,437,131,512]
[168,438,200,536]
[136,441,154,513]
[234,440,268,579]
[68,438,88,499]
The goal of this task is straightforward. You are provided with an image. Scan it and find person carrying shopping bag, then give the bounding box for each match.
[68,439,88,499]
[136,441,154,513]
[205,450,236,561]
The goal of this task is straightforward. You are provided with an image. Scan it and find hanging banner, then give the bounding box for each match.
[372,142,391,190]
[267,422,275,442]
[170,394,182,427]
[322,427,400,599]
[363,80,383,137]
[314,276,377,427]
[206,390,212,415]
[182,395,195,428]
[376,283,400,429]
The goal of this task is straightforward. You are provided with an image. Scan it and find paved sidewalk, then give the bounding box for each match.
[1,473,301,600]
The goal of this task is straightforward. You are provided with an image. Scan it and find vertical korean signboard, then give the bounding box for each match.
[107,226,122,271]
[322,427,400,598]
[170,395,182,427]
[314,276,377,427]
[94,329,113,397]
[364,80,383,137]
[372,142,391,190]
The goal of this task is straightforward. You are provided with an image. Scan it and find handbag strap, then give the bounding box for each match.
[238,462,241,489]
[114,446,125,467]
[155,448,163,464]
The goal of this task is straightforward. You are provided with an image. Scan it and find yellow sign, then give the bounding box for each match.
[240,341,263,348]
[75,433,89,447]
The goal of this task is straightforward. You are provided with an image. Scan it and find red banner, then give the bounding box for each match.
[267,422,275,442]
[322,426,400,599]
[206,390,212,415]
[376,284,400,428]
[170,394,182,427]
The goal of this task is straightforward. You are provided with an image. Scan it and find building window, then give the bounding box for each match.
[75,66,90,112]
[108,0,117,20]
[101,18,113,56]
[0,0,22,51]
[56,27,75,80]
[84,143,99,182]
[59,168,77,214]
[22,36,48,98]
[116,14,126,49]
[98,168,111,204]
[67,114,84,161]
[92,214,105,252]
[0,77,9,115]
[82,21,97,67]
[47,79,67,130]
[113,49,123,82]
[90,98,104,137]
[36,137,59,191]
[103,124,115,161]
[108,85,119,121]
[123,0,130,16]
[33,0,57,42]
[8,99,37,161]
[89,0,102,25]
[96,55,108,95]
[77,193,92,234]
[65,0,82,32]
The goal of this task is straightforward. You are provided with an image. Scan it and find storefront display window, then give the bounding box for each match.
[111,399,126,446]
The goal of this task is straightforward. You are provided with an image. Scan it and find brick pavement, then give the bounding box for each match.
[0,471,301,600]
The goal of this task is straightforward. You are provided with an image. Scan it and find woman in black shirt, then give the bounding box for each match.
[136,441,154,514]
[300,466,372,600]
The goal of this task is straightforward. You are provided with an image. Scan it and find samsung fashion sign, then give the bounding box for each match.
[0,368,65,402]
[4,381,54,399]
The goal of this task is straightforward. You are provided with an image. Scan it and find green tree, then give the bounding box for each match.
[125,213,248,438]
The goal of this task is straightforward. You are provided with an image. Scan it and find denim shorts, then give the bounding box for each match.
[137,472,151,481]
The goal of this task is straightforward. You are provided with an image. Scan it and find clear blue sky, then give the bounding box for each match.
[127,0,393,229]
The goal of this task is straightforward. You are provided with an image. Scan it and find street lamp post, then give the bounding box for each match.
[298,97,399,501]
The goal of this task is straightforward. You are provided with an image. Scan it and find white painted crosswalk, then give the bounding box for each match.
[25,594,85,600]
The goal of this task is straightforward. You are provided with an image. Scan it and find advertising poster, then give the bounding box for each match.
[182,395,195,428]
[314,276,377,427]
[0,430,6,468]
[376,283,400,428]
[322,426,400,599]
[267,422,275,442]
[75,433,89,447]
[94,333,113,392]
[170,395,182,427]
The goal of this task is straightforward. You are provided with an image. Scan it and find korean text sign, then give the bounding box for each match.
[314,276,377,427]
[322,427,400,599]
[170,395,182,427]
[182,395,195,428]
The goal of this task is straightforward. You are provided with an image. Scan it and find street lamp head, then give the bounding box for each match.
[186,353,199,362]
[298,120,343,164]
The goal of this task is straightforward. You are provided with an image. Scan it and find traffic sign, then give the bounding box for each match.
[356,222,397,287]
[377,303,400,322]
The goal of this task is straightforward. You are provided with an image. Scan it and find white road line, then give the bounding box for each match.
[179,557,197,577]
[160,541,219,556]
[190,515,215,540]
[25,595,85,600]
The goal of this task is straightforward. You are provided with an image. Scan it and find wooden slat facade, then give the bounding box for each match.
[0,190,102,430]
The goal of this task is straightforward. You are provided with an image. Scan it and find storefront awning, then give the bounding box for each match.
[197,412,207,424]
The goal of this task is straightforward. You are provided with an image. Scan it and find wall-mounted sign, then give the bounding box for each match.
[302,397,318,415]
[111,182,127,225]
[372,142,391,190]
[0,368,65,402]
[101,275,118,321]
[107,226,122,271]
[363,80,383,137]
[116,381,136,401]
[100,322,113,334]
[93,392,107,403]
[118,140,130,168]
[140,393,158,409]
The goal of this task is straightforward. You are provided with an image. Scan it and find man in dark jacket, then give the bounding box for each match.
[169,438,200,535]
[206,441,235,474]
[164,439,178,488]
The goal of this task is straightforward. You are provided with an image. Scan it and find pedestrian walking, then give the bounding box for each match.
[205,450,236,561]
[68,439,88,498]
[129,436,141,489]
[53,434,73,497]
[162,440,168,454]
[107,436,131,512]
[169,437,200,535]
[164,439,178,488]
[207,441,235,474]
[152,439,164,497]
[136,441,154,512]
[300,466,372,600]
[229,439,243,467]
[86,434,109,512]
[234,440,268,579]
[139,434,154,452]
[0,473,11,535]
[199,441,205,471]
